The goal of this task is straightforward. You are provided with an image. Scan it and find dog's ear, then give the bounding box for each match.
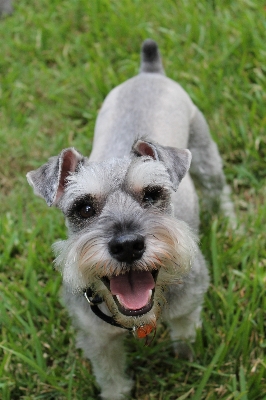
[27,148,83,206]
[132,140,191,191]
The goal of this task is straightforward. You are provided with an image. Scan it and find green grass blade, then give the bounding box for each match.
[0,345,66,395]
[193,342,226,399]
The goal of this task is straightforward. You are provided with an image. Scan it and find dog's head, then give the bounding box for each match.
[27,140,196,329]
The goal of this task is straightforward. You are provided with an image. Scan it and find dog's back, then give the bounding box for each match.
[90,39,197,162]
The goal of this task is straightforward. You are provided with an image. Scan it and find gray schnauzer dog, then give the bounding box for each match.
[27,40,234,399]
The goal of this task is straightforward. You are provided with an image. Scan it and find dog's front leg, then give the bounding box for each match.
[76,326,133,400]
[168,306,202,362]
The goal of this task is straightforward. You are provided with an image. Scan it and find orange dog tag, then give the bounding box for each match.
[136,323,155,338]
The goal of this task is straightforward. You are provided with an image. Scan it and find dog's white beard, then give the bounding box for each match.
[53,215,198,328]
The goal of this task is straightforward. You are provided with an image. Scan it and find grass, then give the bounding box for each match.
[0,0,265,398]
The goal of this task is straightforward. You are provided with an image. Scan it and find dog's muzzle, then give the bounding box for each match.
[104,233,157,316]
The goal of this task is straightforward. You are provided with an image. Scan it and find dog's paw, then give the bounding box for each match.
[174,341,194,362]
[219,184,237,229]
[100,378,133,400]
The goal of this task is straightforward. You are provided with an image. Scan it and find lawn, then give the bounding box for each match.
[0,0,265,399]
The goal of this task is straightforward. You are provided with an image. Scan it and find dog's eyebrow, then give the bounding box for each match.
[65,159,131,199]
[125,159,172,193]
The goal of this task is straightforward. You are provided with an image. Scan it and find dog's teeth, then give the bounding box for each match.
[148,289,152,301]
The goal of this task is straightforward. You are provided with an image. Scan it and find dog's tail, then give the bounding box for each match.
[140,39,165,75]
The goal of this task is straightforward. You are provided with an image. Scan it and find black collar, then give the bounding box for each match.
[83,288,156,343]
[83,288,132,331]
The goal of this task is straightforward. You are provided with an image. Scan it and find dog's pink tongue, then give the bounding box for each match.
[110,271,155,310]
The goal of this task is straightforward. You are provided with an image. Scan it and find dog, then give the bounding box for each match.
[27,39,235,400]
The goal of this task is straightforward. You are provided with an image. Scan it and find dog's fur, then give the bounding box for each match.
[27,40,234,400]
[0,0,12,16]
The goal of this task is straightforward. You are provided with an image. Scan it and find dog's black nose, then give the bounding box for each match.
[108,234,145,263]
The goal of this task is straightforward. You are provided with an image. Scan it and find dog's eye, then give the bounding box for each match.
[77,203,95,219]
[142,187,162,205]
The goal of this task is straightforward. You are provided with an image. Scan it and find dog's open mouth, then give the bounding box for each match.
[102,270,158,316]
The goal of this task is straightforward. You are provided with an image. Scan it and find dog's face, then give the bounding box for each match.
[27,140,196,329]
